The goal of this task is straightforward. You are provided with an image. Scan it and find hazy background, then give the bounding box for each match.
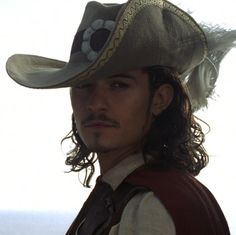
[0,0,235,234]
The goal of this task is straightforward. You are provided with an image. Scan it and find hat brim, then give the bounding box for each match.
[6,53,94,88]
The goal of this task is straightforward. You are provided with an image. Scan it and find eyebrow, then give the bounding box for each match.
[110,73,136,80]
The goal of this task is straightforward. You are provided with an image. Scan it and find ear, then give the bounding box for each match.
[151,84,174,116]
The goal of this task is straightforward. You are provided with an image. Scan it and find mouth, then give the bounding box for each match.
[84,121,117,128]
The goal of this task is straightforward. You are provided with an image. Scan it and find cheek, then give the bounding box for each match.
[71,92,86,115]
[117,94,152,134]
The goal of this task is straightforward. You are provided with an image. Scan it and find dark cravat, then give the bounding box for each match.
[74,180,114,235]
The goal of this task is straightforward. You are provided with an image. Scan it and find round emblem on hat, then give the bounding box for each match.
[81,19,115,62]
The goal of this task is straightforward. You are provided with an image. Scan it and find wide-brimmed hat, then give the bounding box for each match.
[6,0,236,110]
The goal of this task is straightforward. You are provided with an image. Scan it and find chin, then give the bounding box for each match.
[86,144,114,154]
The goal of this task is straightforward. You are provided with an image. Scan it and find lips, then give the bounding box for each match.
[84,121,116,128]
[81,114,120,128]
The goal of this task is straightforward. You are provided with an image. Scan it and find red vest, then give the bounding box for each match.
[126,167,230,235]
[66,166,230,235]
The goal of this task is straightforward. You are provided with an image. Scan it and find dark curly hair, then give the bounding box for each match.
[63,66,209,187]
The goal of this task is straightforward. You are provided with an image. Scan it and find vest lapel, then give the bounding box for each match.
[66,181,114,235]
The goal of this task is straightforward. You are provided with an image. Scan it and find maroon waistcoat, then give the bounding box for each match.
[66,167,230,235]
[126,167,230,235]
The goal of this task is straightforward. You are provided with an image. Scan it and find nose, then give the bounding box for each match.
[87,83,108,112]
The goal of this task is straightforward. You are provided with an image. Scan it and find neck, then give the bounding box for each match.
[97,146,141,175]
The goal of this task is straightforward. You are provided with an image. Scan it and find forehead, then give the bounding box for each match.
[99,69,149,82]
[72,69,150,88]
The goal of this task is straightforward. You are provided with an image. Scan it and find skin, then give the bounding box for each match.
[71,69,173,174]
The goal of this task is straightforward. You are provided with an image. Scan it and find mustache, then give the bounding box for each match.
[81,113,120,127]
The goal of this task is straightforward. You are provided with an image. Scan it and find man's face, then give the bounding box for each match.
[70,69,153,154]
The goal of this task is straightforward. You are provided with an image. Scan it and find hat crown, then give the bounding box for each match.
[69,0,207,82]
[77,2,122,31]
[70,2,123,61]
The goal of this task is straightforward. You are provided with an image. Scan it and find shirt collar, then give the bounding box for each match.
[101,152,145,190]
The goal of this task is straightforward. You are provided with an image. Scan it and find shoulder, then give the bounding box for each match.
[111,191,175,235]
[126,166,216,208]
[125,167,230,235]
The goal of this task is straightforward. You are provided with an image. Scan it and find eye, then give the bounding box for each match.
[110,81,129,89]
[76,83,92,89]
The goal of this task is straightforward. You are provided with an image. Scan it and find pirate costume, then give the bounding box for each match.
[6,0,235,234]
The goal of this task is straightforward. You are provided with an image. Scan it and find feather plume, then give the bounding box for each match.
[184,25,236,111]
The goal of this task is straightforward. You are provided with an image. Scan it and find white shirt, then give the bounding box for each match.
[101,153,176,235]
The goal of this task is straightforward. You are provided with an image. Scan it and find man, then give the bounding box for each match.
[6,0,236,234]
